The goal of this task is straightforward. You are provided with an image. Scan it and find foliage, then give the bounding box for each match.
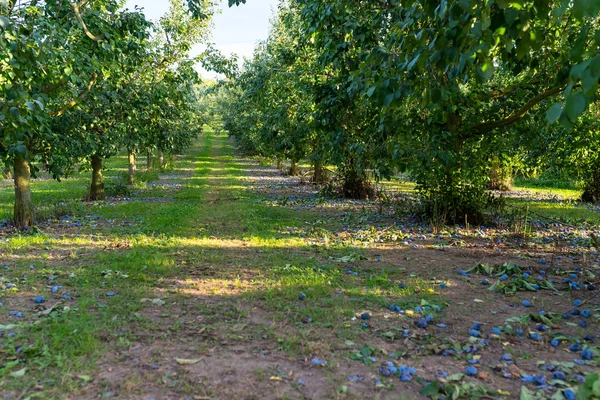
[0,0,219,227]
[222,0,600,221]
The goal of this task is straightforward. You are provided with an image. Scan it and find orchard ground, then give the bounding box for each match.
[0,130,599,399]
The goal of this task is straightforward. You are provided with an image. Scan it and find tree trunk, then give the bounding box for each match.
[313,160,325,184]
[276,158,283,171]
[289,159,298,176]
[146,151,153,171]
[128,150,136,185]
[488,156,511,191]
[158,151,164,168]
[13,155,35,230]
[89,154,105,201]
[582,161,600,203]
[342,166,373,200]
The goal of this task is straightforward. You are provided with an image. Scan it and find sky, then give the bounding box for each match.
[123,0,279,79]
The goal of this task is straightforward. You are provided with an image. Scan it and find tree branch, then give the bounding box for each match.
[70,1,104,41]
[42,79,68,95]
[465,84,566,135]
[53,73,98,117]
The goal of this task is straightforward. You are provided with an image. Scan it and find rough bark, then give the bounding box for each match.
[289,159,299,176]
[313,160,326,184]
[128,150,136,185]
[582,163,600,203]
[146,151,153,171]
[89,154,105,201]
[13,155,35,229]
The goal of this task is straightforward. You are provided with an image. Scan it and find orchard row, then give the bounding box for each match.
[217,0,600,223]
[1,0,225,229]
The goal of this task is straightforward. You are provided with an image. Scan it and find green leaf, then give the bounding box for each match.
[590,56,600,78]
[447,373,464,382]
[546,102,564,124]
[9,368,26,378]
[577,373,599,400]
[360,345,373,357]
[0,360,20,376]
[383,93,395,107]
[14,144,27,157]
[9,107,19,119]
[520,386,538,400]
[420,381,442,396]
[366,85,376,97]
[34,99,44,110]
[570,60,590,80]
[565,93,586,121]
[0,16,10,30]
[407,54,420,71]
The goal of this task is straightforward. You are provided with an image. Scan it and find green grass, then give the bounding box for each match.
[5,131,598,399]
[513,176,582,191]
[0,130,439,397]
[510,184,582,201]
[507,199,600,226]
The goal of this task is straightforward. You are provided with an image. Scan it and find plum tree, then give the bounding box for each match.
[222,0,600,220]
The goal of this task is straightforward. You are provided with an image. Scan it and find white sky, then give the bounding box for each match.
[123,0,279,79]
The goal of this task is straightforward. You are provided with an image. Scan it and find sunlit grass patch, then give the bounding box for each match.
[508,199,600,226]
[511,185,582,200]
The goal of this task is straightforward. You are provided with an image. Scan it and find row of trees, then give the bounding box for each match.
[219,0,600,223]
[1,0,215,229]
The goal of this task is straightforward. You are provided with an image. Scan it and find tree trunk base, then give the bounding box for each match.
[89,154,105,201]
[288,160,298,176]
[128,150,136,185]
[13,155,35,230]
[146,152,153,171]
[581,190,599,204]
[341,176,374,200]
[312,162,326,184]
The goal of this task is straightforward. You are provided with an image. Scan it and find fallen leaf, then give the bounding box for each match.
[476,371,489,379]
[9,367,27,378]
[175,358,201,365]
[509,363,522,377]
[37,302,62,316]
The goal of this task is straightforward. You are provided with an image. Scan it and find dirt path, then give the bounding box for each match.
[1,133,598,400]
